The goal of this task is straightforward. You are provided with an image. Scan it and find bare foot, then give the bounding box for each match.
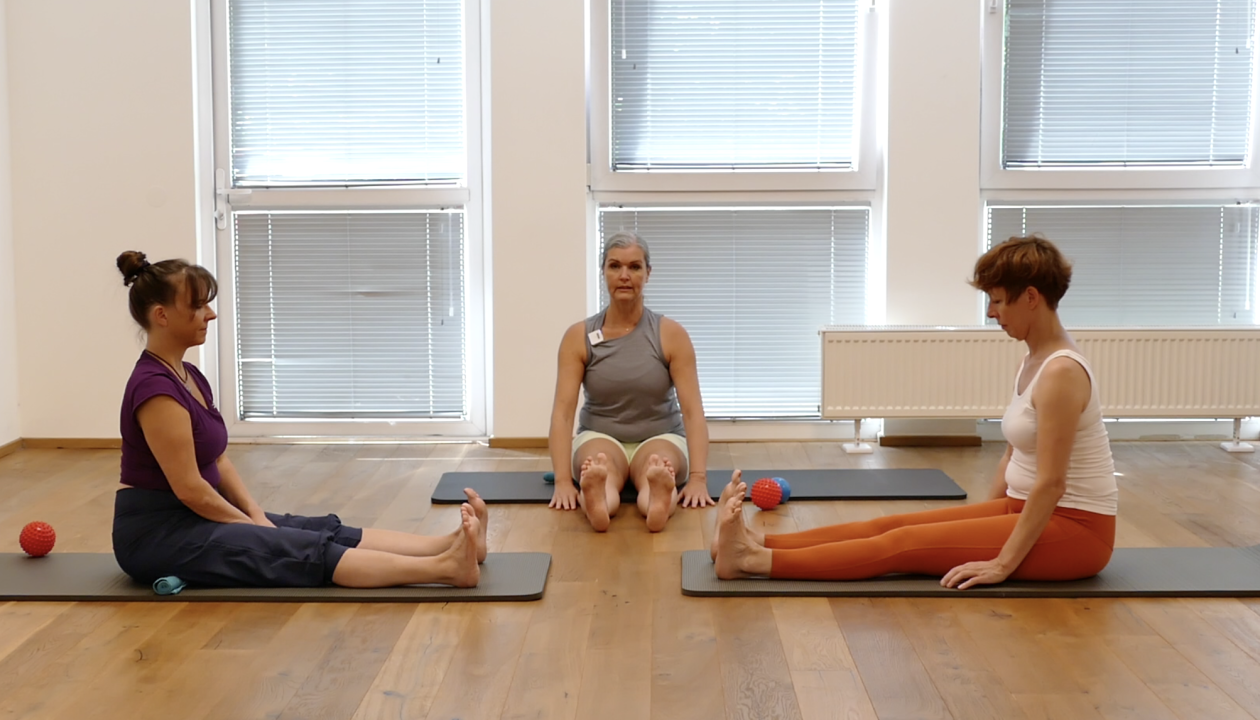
[712,470,746,560]
[714,495,768,580]
[580,453,611,532]
[644,454,676,532]
[463,488,488,563]
[436,504,481,588]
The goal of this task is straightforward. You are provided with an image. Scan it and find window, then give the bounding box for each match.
[228,0,465,185]
[987,204,1260,326]
[591,0,876,191]
[609,0,860,172]
[983,1,1260,328]
[1002,0,1255,169]
[983,0,1260,188]
[592,0,877,421]
[235,211,466,418]
[599,207,870,417]
[212,0,483,434]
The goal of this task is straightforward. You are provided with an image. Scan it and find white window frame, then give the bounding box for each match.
[201,0,488,439]
[588,0,882,194]
[979,0,1260,193]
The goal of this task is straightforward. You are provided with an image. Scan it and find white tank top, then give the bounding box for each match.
[1001,349,1118,516]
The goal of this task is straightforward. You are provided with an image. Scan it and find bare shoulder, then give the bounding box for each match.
[658,315,692,341]
[558,320,589,362]
[1043,354,1089,382]
[658,315,694,355]
[1038,355,1091,402]
[562,320,587,342]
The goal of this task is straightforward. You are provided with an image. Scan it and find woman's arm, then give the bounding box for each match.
[548,323,588,510]
[662,318,714,508]
[943,357,1090,589]
[987,444,1014,501]
[216,455,273,526]
[135,396,253,524]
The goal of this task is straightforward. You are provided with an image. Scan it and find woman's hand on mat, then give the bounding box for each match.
[549,483,580,510]
[941,559,1011,590]
[680,478,715,508]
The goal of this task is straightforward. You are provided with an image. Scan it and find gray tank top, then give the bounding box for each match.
[577,307,686,443]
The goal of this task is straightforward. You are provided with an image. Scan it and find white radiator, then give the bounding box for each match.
[821,327,1260,420]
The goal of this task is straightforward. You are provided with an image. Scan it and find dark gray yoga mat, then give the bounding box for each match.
[680,546,1260,598]
[432,468,966,504]
[0,552,551,602]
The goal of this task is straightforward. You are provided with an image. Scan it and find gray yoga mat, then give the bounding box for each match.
[680,546,1260,598]
[431,468,966,504]
[0,552,551,602]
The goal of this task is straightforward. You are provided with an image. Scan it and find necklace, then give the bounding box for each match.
[146,350,190,384]
[604,312,641,334]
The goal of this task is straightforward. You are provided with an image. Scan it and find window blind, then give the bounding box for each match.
[1003,0,1255,168]
[610,0,860,171]
[228,0,465,185]
[987,205,1259,326]
[235,211,466,418]
[599,207,869,417]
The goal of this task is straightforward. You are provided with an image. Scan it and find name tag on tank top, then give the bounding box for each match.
[588,329,605,345]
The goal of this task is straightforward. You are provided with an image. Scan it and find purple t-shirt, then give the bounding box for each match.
[119,352,228,491]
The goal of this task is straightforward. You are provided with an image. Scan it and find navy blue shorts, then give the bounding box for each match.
[112,487,363,587]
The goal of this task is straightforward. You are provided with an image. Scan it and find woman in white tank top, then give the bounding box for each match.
[712,236,1118,588]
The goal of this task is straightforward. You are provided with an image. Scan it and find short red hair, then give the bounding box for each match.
[970,235,1072,310]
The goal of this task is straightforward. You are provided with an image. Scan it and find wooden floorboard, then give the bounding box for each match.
[3,441,1260,719]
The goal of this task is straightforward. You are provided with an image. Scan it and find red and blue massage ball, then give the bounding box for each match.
[750,477,792,510]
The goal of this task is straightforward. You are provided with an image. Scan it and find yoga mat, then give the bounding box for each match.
[680,547,1260,598]
[0,552,551,602]
[432,469,966,504]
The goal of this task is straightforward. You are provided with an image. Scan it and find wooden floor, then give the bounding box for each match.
[3,441,1260,719]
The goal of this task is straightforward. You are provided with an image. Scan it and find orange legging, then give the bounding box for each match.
[765,497,1115,581]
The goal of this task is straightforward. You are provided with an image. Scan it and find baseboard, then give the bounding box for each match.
[21,438,123,450]
[879,434,983,448]
[0,438,20,459]
[488,437,549,449]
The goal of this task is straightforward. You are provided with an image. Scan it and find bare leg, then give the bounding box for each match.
[713,496,773,579]
[332,504,481,588]
[357,488,489,563]
[710,470,766,560]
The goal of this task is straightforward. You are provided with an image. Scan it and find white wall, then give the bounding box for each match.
[884,0,982,325]
[0,0,18,446]
[7,0,198,438]
[487,0,588,438]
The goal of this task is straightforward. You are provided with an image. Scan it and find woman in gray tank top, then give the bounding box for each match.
[547,232,721,532]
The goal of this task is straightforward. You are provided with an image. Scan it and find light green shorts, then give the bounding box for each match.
[571,430,689,480]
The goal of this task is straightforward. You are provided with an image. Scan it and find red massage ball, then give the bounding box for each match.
[19,521,56,557]
[751,478,783,510]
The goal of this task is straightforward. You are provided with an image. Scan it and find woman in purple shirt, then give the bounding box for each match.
[112,251,484,589]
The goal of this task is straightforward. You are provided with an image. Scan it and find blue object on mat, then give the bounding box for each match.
[153,576,187,595]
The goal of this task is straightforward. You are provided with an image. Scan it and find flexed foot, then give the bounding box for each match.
[436,504,481,588]
[464,488,488,563]
[644,454,677,532]
[580,453,612,532]
[712,470,746,560]
[714,496,767,580]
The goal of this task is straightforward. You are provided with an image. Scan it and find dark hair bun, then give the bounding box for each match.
[117,251,149,286]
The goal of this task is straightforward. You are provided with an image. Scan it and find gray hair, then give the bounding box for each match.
[602,231,651,269]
